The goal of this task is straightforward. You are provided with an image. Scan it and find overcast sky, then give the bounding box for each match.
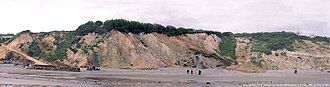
[0,0,329,36]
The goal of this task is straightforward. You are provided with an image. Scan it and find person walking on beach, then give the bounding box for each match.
[294,69,297,74]
[187,70,190,74]
[190,70,193,75]
[198,70,202,75]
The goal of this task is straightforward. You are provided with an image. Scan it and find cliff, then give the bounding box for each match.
[0,19,329,72]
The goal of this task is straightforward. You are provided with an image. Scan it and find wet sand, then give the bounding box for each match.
[0,64,329,87]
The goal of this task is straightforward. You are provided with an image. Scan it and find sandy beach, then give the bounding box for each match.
[0,64,329,87]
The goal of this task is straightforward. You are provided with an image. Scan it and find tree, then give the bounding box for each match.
[95,27,106,34]
[95,20,103,26]
[76,21,103,35]
[154,24,165,33]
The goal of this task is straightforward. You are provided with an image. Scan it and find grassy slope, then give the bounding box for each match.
[237,32,330,54]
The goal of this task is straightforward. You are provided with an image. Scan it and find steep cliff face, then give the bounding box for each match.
[65,30,224,69]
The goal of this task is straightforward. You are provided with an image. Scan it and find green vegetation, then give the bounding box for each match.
[26,41,42,57]
[237,32,330,54]
[54,34,60,41]
[77,21,104,35]
[46,32,77,61]
[19,31,78,61]
[216,32,237,60]
[251,32,295,53]
[76,19,215,36]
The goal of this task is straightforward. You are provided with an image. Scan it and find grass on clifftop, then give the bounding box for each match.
[76,19,217,36]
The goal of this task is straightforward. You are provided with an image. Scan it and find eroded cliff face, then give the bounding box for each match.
[260,40,330,70]
[228,37,330,72]
[40,32,57,53]
[226,37,265,73]
[67,30,224,69]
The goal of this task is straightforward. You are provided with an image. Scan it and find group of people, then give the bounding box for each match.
[187,70,202,75]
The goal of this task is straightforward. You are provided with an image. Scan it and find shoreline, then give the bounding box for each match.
[0,64,329,87]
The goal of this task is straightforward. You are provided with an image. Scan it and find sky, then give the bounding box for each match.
[0,0,329,37]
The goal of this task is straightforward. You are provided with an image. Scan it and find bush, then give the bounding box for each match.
[76,21,103,35]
